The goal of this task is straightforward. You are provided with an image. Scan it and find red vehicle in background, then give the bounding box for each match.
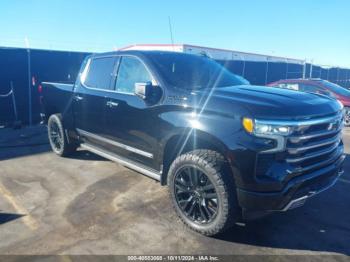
[267,78,350,126]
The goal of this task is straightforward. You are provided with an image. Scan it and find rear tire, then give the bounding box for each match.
[47,114,77,157]
[167,149,240,236]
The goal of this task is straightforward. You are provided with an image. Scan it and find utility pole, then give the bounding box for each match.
[25,37,32,126]
[327,67,330,81]
[336,68,340,83]
[232,53,246,78]
[265,57,270,84]
[309,60,313,79]
[302,59,306,79]
[168,16,175,50]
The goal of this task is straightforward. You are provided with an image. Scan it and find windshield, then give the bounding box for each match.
[321,80,350,96]
[147,52,247,90]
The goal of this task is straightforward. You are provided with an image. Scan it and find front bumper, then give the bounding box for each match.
[237,153,345,219]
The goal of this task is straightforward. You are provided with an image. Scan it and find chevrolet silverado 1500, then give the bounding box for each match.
[41,51,345,236]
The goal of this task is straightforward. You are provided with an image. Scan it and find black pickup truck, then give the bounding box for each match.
[41,51,345,236]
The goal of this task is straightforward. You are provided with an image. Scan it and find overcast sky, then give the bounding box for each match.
[0,0,349,68]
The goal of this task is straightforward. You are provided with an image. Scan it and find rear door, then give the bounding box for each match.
[73,56,118,146]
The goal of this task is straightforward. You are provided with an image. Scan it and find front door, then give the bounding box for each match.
[104,56,160,170]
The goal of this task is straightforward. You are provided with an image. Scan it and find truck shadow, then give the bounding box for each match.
[0,125,106,162]
[0,125,50,161]
[0,212,24,225]
[215,154,350,255]
[69,150,107,161]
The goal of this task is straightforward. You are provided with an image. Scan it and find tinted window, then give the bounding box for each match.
[321,80,350,96]
[273,82,335,96]
[299,84,320,93]
[115,56,152,94]
[275,83,299,90]
[146,53,246,90]
[84,57,116,89]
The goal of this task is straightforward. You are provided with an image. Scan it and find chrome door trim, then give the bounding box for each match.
[77,128,153,159]
[80,55,158,94]
[80,143,160,181]
[41,82,74,87]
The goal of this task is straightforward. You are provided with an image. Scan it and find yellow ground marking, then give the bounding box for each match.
[60,255,73,262]
[0,182,38,230]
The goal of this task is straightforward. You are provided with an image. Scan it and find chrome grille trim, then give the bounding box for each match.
[256,111,343,154]
[287,133,342,154]
[286,141,341,163]
[288,126,342,143]
[284,111,344,172]
[289,148,344,174]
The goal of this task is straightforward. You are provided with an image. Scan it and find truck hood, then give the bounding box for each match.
[195,85,342,120]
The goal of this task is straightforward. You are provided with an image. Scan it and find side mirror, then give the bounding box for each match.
[135,82,152,99]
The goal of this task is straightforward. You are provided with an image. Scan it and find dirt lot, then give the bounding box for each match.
[0,125,349,257]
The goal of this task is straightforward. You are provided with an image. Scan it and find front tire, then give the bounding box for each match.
[47,114,77,157]
[167,149,239,236]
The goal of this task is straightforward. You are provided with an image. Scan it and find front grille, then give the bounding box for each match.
[286,112,344,174]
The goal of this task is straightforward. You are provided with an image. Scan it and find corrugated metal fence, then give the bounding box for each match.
[217,60,350,88]
[1,47,349,126]
[0,47,90,126]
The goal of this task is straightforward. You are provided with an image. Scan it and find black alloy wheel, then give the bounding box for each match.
[174,166,219,224]
[49,119,63,152]
[167,149,240,236]
[47,114,77,156]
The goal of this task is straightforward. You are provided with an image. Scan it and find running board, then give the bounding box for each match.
[80,143,161,181]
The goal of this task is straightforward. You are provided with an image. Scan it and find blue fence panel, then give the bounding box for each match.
[0,48,28,125]
[0,48,90,126]
[30,50,90,123]
[1,48,350,126]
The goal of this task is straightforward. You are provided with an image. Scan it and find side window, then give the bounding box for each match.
[277,83,299,91]
[299,84,325,94]
[115,56,152,94]
[84,57,116,90]
[285,83,299,90]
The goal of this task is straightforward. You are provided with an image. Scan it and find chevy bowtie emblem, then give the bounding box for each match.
[327,121,337,130]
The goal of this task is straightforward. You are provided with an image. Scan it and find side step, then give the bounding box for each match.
[80,143,161,181]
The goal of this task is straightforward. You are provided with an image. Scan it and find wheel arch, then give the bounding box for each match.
[160,129,233,185]
[43,105,60,124]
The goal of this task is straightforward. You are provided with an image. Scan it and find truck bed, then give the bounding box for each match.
[41,82,74,122]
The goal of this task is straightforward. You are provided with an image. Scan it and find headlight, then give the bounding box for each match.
[243,118,291,136]
[242,117,290,153]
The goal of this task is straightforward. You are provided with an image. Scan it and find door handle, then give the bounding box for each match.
[106,101,119,108]
[74,95,84,101]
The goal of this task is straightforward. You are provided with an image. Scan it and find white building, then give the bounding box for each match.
[119,43,305,65]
